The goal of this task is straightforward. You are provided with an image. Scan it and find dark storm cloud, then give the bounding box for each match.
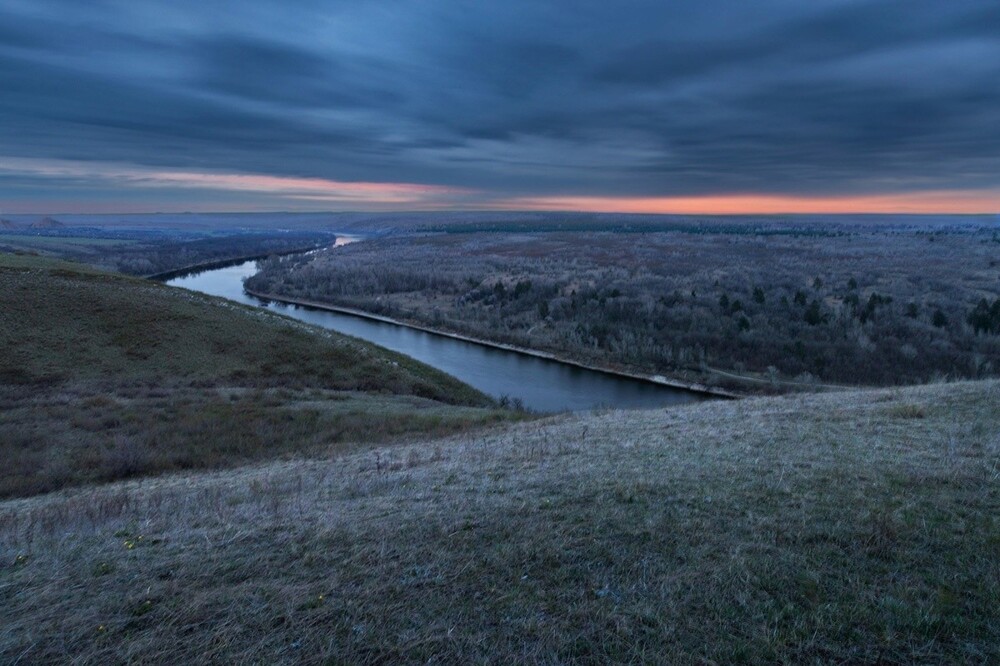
[1,0,999,204]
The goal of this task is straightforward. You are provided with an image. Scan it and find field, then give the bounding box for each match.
[0,253,516,498]
[2,378,998,662]
[0,235,137,252]
[0,220,334,277]
[246,219,1000,392]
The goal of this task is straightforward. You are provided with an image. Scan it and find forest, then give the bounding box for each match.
[0,226,333,277]
[246,222,1000,391]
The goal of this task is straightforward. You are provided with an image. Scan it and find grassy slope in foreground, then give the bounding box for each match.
[0,253,511,498]
[2,379,998,663]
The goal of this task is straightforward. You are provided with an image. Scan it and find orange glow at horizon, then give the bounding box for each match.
[501,192,1000,215]
[2,157,999,215]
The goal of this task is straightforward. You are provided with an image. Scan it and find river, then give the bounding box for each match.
[165,247,711,412]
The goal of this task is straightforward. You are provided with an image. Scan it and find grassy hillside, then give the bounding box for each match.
[0,253,513,497]
[2,379,997,663]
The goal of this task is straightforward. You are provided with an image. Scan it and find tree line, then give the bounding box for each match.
[246,229,1000,391]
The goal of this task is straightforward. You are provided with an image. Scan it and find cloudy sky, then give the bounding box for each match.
[2,0,999,213]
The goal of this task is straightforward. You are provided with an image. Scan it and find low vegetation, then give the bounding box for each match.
[3,215,998,662]
[2,379,997,662]
[0,224,333,276]
[0,253,514,498]
[247,220,1000,391]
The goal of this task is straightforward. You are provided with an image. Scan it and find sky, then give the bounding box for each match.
[1,0,999,214]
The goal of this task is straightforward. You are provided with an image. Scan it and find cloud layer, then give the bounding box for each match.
[2,0,999,211]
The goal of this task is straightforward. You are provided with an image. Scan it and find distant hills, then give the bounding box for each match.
[32,216,65,228]
[0,216,66,230]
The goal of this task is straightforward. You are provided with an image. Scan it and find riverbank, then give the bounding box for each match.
[245,288,741,399]
[243,228,1000,392]
[144,242,330,281]
[0,252,509,498]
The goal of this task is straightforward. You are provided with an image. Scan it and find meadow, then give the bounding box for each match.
[0,223,333,277]
[0,253,516,498]
[3,379,998,662]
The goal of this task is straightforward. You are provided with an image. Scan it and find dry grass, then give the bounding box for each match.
[0,382,518,498]
[0,253,514,498]
[2,379,998,663]
[0,253,489,406]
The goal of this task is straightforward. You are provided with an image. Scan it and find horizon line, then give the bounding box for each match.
[2,209,999,217]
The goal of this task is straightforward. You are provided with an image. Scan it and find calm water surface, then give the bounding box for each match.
[166,251,709,412]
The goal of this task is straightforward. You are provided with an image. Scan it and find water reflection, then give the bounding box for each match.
[166,257,709,412]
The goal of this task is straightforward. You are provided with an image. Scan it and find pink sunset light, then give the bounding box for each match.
[501,191,1000,215]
